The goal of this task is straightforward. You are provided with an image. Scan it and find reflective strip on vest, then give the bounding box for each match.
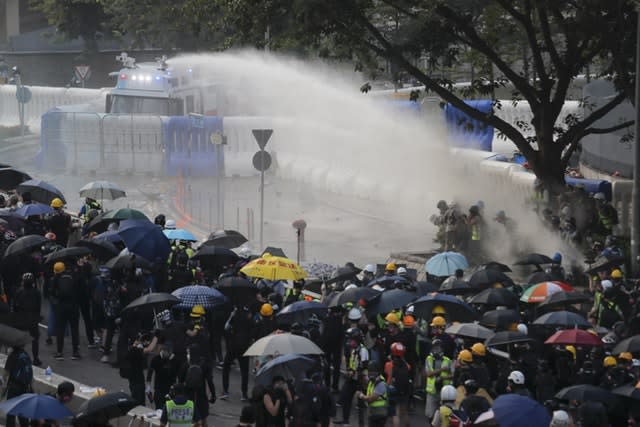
[471,224,480,241]
[425,355,451,394]
[367,377,388,408]
[349,345,365,371]
[166,400,194,426]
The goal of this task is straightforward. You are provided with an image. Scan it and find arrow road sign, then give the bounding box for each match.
[252,129,273,150]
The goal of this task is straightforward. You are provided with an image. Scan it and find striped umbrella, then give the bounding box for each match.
[520,281,574,303]
[172,285,227,309]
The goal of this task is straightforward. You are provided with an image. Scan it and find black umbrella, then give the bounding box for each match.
[0,312,41,331]
[4,235,48,257]
[612,383,640,400]
[191,245,239,270]
[303,279,324,295]
[0,212,25,231]
[538,292,591,309]
[255,354,318,387]
[413,281,440,295]
[586,255,626,275]
[74,392,138,426]
[262,246,287,258]
[485,331,533,347]
[480,309,521,330]
[326,265,362,285]
[514,253,553,266]
[16,179,66,205]
[439,279,474,295]
[0,167,31,191]
[203,230,248,249]
[367,275,410,289]
[326,286,379,307]
[533,311,590,328]
[468,269,513,289]
[216,276,258,306]
[526,271,553,284]
[410,293,479,322]
[612,335,640,355]
[366,289,419,316]
[445,322,495,340]
[104,253,152,270]
[44,246,91,264]
[276,301,328,325]
[122,292,181,313]
[469,288,519,308]
[480,261,512,272]
[74,239,119,260]
[555,385,618,407]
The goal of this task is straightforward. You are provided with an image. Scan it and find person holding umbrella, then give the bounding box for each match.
[78,197,101,222]
[46,198,72,247]
[12,273,42,366]
[2,342,33,427]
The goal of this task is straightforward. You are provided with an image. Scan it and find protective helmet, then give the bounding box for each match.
[44,232,57,241]
[603,356,617,367]
[551,410,570,427]
[154,214,166,226]
[611,269,623,279]
[260,303,273,317]
[390,342,406,357]
[552,252,562,263]
[471,343,486,356]
[464,379,479,394]
[155,309,172,325]
[437,200,447,210]
[402,315,415,328]
[440,385,457,402]
[458,349,473,363]
[4,230,16,241]
[432,305,446,315]
[385,262,396,272]
[601,280,613,290]
[190,304,206,318]
[165,219,176,229]
[53,262,65,274]
[385,312,400,326]
[469,205,479,215]
[565,345,576,360]
[50,198,64,208]
[517,323,528,335]
[397,266,407,275]
[430,316,446,327]
[495,210,506,219]
[363,264,376,274]
[618,352,633,361]
[346,327,363,342]
[508,370,525,385]
[348,308,362,321]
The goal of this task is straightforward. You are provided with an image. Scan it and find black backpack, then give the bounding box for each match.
[391,361,412,397]
[10,350,33,387]
[185,363,203,389]
[56,274,75,299]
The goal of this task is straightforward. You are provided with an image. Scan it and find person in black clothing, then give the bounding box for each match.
[147,344,180,410]
[262,376,292,427]
[12,272,42,366]
[74,258,96,349]
[24,215,47,236]
[221,305,254,400]
[460,380,490,424]
[322,306,344,392]
[125,337,149,406]
[254,304,277,341]
[292,371,334,427]
[3,344,32,427]
[180,344,216,426]
[50,262,81,360]
[46,199,72,247]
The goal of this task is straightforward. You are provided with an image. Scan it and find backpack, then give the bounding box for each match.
[443,405,472,427]
[10,350,33,387]
[185,363,203,389]
[391,361,412,397]
[56,274,75,299]
[600,300,622,328]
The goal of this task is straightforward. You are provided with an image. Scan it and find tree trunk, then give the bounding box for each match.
[532,144,566,197]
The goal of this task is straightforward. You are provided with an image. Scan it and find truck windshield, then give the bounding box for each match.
[110,95,172,115]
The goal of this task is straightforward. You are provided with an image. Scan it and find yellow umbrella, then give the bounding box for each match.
[240,254,308,281]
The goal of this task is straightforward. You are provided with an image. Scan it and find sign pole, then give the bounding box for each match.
[251,129,274,251]
[260,154,265,250]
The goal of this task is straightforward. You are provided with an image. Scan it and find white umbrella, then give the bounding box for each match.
[243,333,324,357]
[79,181,126,202]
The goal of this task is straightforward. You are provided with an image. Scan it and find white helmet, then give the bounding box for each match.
[601,280,613,290]
[517,323,528,335]
[363,264,375,274]
[508,370,525,385]
[594,192,606,200]
[345,283,357,291]
[551,410,570,427]
[165,219,176,229]
[238,247,252,259]
[348,308,362,321]
[440,385,457,402]
[397,267,407,275]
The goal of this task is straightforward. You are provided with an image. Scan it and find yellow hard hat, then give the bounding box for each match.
[50,198,64,208]
[458,349,473,363]
[611,269,623,279]
[190,304,206,317]
[565,345,576,360]
[53,262,65,274]
[432,305,446,315]
[385,262,397,272]
[385,312,401,325]
[260,303,273,317]
[92,387,107,397]
[604,356,617,367]
[430,315,446,327]
[471,343,486,356]
[619,352,633,361]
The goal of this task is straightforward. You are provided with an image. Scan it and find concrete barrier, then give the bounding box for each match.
[0,353,161,426]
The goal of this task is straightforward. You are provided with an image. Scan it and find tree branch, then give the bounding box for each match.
[583,120,635,135]
[377,0,418,18]
[536,5,562,71]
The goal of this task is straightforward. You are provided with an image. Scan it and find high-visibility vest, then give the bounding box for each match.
[349,344,367,371]
[367,375,388,415]
[471,223,480,241]
[165,399,194,426]
[425,355,451,394]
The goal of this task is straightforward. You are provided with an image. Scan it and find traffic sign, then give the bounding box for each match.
[15,86,31,104]
[210,132,224,145]
[74,64,91,81]
[189,113,204,129]
[253,150,272,171]
[252,129,273,150]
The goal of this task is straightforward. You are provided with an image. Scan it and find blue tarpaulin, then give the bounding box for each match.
[444,100,494,151]
[565,177,612,201]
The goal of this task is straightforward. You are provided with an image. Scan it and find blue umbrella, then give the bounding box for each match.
[0,393,73,420]
[15,203,54,218]
[425,252,468,276]
[409,293,478,322]
[492,394,551,427]
[172,285,227,309]
[276,301,328,325]
[163,228,198,241]
[255,354,318,386]
[118,219,171,262]
[94,230,123,243]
